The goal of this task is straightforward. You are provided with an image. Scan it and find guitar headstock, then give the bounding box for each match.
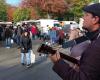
[37,44,56,54]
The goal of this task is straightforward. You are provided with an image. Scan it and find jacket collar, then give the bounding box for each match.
[85,28,100,41]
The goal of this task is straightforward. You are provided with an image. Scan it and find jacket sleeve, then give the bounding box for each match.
[20,37,24,48]
[62,36,88,48]
[53,60,87,80]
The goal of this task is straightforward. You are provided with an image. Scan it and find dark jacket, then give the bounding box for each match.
[4,28,12,39]
[53,29,100,80]
[20,36,32,53]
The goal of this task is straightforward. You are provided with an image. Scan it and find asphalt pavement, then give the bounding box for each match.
[0,40,62,80]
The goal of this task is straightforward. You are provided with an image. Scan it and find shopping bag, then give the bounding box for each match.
[11,39,14,44]
[31,50,35,64]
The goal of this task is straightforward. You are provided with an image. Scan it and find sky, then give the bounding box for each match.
[6,0,21,6]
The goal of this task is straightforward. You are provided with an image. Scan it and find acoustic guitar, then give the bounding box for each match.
[37,44,79,65]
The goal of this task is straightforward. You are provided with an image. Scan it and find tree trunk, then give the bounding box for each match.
[47,12,51,19]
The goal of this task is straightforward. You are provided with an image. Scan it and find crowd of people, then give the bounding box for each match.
[0,20,81,68]
[0,18,83,67]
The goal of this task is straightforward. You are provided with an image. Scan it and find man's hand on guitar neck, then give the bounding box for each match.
[49,52,61,63]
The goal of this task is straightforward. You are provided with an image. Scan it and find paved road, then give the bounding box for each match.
[0,40,62,80]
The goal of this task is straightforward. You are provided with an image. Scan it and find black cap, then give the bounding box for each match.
[83,3,100,17]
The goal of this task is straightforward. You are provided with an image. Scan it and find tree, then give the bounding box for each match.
[7,6,16,21]
[0,0,7,21]
[20,0,39,19]
[93,0,99,3]
[39,0,68,18]
[20,0,93,21]
[65,0,93,21]
[21,0,68,19]
[13,8,31,22]
[56,0,92,21]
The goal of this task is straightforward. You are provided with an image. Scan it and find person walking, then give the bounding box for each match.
[4,26,12,48]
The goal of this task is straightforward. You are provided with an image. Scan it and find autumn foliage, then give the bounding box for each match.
[5,0,92,21]
[21,0,68,18]
[7,6,16,21]
[38,0,68,13]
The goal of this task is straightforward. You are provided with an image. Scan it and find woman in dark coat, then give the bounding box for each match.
[20,30,32,67]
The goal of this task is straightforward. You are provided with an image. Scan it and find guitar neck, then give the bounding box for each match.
[48,48,79,65]
[37,44,79,65]
[59,52,79,65]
